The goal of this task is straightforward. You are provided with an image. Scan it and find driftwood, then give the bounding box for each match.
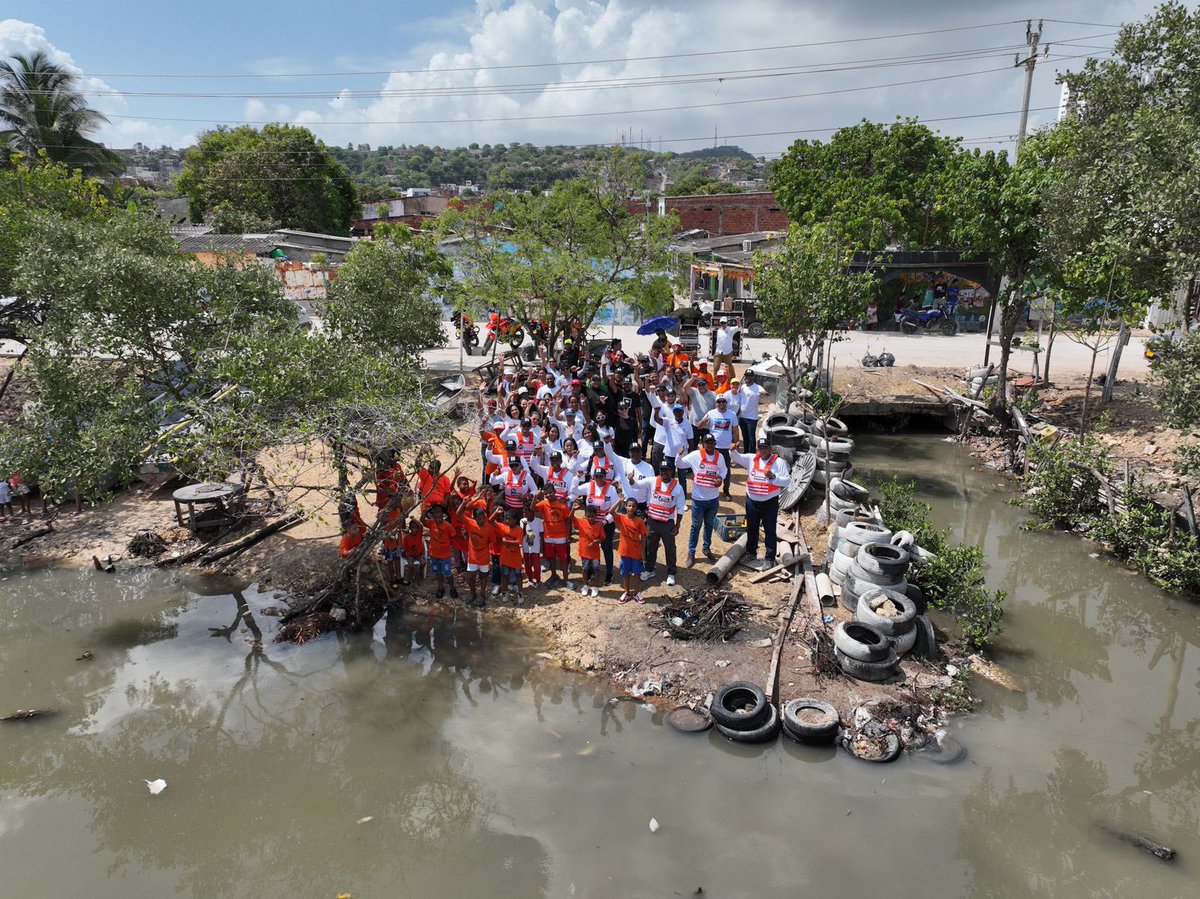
[10,526,53,549]
[1094,822,1176,862]
[159,512,304,568]
[764,572,804,704]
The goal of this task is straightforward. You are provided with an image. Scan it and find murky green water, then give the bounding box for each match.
[2,436,1197,897]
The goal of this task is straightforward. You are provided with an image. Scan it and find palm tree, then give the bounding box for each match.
[0,50,122,177]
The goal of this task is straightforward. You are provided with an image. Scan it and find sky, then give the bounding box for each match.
[0,0,1176,158]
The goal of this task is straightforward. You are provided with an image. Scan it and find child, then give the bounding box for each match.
[520,497,543,586]
[612,498,649,604]
[0,477,11,518]
[572,500,608,598]
[422,505,458,600]
[490,507,527,604]
[338,494,367,560]
[401,518,426,586]
[381,508,405,586]
[534,485,573,588]
[462,505,494,607]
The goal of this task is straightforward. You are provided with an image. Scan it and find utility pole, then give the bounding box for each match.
[1014,20,1049,154]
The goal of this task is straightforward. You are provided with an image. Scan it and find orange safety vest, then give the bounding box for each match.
[746,453,782,498]
[589,451,613,479]
[587,479,616,514]
[503,468,528,508]
[647,477,679,522]
[545,466,569,499]
[693,448,723,489]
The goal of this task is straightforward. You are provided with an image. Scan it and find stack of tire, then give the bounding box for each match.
[710,682,779,743]
[809,418,852,487]
[832,620,899,682]
[764,422,808,466]
[841,541,910,614]
[828,521,892,589]
[779,698,840,745]
[823,477,870,517]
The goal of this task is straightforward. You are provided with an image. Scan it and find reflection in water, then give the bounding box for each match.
[2,440,1200,899]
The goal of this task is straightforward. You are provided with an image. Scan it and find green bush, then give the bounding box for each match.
[1148,330,1200,428]
[876,478,1005,649]
[1023,438,1109,529]
[1173,444,1200,478]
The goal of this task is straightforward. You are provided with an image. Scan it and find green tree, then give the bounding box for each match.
[0,50,122,178]
[324,223,450,365]
[176,124,358,234]
[439,149,677,346]
[770,118,963,249]
[752,224,877,386]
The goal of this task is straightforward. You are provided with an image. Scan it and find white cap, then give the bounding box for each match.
[720,317,729,323]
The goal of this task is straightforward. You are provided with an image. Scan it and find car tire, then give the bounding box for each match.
[905,584,927,616]
[830,478,870,503]
[854,590,919,636]
[844,571,908,604]
[780,699,840,744]
[890,625,918,655]
[840,521,892,549]
[812,417,850,438]
[816,458,851,474]
[716,702,779,743]
[910,615,938,660]
[768,425,807,450]
[748,321,765,339]
[856,543,910,579]
[809,435,854,455]
[835,647,900,682]
[710,682,770,731]
[832,621,890,662]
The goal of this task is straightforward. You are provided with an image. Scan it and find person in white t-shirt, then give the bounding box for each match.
[696,393,738,498]
[736,370,765,450]
[713,316,741,377]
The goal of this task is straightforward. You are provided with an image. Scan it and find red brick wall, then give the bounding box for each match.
[624,192,789,235]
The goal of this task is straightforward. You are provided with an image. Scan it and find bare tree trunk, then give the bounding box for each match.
[1081,346,1099,436]
[1042,318,1058,382]
[1100,321,1130,406]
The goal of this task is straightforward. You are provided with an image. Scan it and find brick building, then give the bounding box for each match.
[628,191,789,236]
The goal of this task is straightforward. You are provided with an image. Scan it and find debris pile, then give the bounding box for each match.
[127,530,169,558]
[276,610,338,645]
[662,588,748,641]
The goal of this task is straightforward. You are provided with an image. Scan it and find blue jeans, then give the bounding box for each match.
[739,417,757,451]
[688,496,720,556]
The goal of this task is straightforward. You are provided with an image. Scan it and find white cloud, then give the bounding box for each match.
[0,18,192,148]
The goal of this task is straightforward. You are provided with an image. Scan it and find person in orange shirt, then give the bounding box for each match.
[481,422,507,477]
[612,498,649,604]
[462,505,495,606]
[489,507,527,604]
[381,505,407,585]
[416,459,454,510]
[375,459,404,513]
[571,501,609,598]
[533,485,573,588]
[400,518,426,586]
[422,504,458,600]
[691,359,716,390]
[666,342,691,371]
[338,494,366,560]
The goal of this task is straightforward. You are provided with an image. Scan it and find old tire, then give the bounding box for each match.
[812,417,850,438]
[764,412,793,432]
[710,682,770,731]
[768,425,807,450]
[917,733,966,764]
[910,615,938,660]
[747,321,765,339]
[857,542,910,579]
[835,647,900,682]
[890,529,916,549]
[839,522,892,552]
[841,731,903,763]
[833,621,890,663]
[828,549,854,585]
[809,434,854,454]
[844,570,908,604]
[781,699,840,744]
[839,587,859,612]
[716,702,779,743]
[830,478,870,503]
[905,583,927,615]
[855,590,918,637]
[816,458,851,475]
[890,625,919,655]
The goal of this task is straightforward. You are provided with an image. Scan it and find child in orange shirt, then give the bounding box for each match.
[400,518,426,586]
[381,507,407,586]
[489,507,527,604]
[612,498,649,604]
[422,504,458,600]
[462,505,494,607]
[572,501,609,598]
[533,485,573,588]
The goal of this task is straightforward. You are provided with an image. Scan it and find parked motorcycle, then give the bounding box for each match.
[453,311,479,347]
[898,297,960,335]
[484,311,526,350]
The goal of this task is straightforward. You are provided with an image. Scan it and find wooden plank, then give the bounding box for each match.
[764,573,803,704]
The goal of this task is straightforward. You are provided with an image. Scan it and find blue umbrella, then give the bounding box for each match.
[637,316,679,336]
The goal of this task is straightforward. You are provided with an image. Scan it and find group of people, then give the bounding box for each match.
[345,320,789,607]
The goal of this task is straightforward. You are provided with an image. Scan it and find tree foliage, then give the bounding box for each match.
[770,118,963,249]
[0,50,122,178]
[752,224,877,383]
[439,150,677,344]
[177,125,358,234]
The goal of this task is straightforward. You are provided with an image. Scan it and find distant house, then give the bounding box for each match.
[627,191,789,237]
[351,195,451,235]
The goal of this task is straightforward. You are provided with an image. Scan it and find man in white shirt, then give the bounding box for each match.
[729,436,792,564]
[674,433,728,566]
[632,460,685,585]
[604,441,654,506]
[527,451,576,500]
[696,394,738,499]
[736,370,765,450]
[713,316,741,377]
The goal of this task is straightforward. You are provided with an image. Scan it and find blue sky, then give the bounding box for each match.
[0,0,1172,156]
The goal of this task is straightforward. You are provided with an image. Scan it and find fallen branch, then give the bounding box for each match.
[158,512,303,568]
[11,526,53,549]
[765,572,804,704]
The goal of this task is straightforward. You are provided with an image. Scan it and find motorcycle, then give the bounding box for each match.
[897,296,960,336]
[453,311,479,347]
[484,311,526,350]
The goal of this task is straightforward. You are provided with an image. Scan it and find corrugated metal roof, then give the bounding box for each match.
[175,233,277,255]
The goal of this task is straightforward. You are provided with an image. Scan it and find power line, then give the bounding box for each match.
[76,19,1036,80]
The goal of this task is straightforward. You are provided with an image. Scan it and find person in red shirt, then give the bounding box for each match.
[612,498,649,604]
[571,501,609,598]
[489,507,527,604]
[338,494,366,560]
[400,518,426,585]
[462,505,495,606]
[422,504,458,600]
[417,459,454,510]
[533,485,573,588]
[381,505,407,585]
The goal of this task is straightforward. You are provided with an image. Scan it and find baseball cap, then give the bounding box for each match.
[703,433,716,442]
[491,422,505,432]
[757,436,770,447]
[720,316,729,323]
[672,403,684,412]
[716,395,728,402]
[505,439,517,449]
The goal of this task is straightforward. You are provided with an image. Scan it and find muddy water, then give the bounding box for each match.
[1,437,1198,898]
